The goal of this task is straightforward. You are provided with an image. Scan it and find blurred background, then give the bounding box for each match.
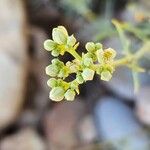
[0,0,150,149]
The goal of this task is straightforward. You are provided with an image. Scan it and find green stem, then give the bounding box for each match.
[113,56,133,67]
[134,41,150,59]
[124,24,147,42]
[67,49,82,61]
[113,41,150,67]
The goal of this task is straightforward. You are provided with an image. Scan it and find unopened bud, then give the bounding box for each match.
[85,42,95,52]
[82,68,95,81]
[65,89,75,101]
[67,35,76,46]
[44,40,56,51]
[47,78,57,88]
[45,65,59,77]
[101,70,112,81]
[49,87,65,101]
[52,27,67,44]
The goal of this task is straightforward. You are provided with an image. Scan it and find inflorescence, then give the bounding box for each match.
[44,26,117,101]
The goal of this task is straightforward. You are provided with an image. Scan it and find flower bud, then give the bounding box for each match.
[65,89,75,101]
[83,57,93,67]
[82,68,95,81]
[44,40,56,51]
[96,50,104,63]
[52,27,67,44]
[51,49,60,57]
[67,35,76,46]
[45,65,59,77]
[47,78,57,88]
[52,58,59,64]
[58,68,69,78]
[70,81,78,89]
[85,42,95,52]
[52,59,64,67]
[49,87,65,101]
[57,26,68,36]
[70,81,79,94]
[95,43,102,50]
[76,74,84,84]
[101,70,112,81]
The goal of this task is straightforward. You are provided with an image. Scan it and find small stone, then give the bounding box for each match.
[18,110,39,127]
[0,0,28,130]
[136,86,150,125]
[0,52,27,130]
[29,27,50,111]
[105,67,135,100]
[0,128,46,150]
[0,0,28,62]
[78,115,97,144]
[94,97,150,150]
[43,100,86,150]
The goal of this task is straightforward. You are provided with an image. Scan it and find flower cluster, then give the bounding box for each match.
[44,26,78,56]
[44,26,116,101]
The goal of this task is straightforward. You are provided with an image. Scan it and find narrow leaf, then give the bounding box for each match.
[112,19,130,54]
[132,71,140,93]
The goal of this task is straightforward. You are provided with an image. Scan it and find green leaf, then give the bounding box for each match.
[112,19,130,54]
[132,71,140,93]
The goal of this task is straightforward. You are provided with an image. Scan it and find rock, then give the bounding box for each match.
[106,67,135,100]
[29,27,50,111]
[104,66,150,100]
[18,110,39,127]
[0,0,28,129]
[136,86,150,125]
[0,52,27,130]
[0,128,46,150]
[0,0,28,62]
[43,100,86,150]
[94,97,150,150]
[78,115,97,144]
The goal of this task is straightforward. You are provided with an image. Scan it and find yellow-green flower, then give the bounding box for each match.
[103,48,116,61]
[52,26,68,44]
[67,35,76,46]
[44,25,119,102]
[96,48,116,64]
